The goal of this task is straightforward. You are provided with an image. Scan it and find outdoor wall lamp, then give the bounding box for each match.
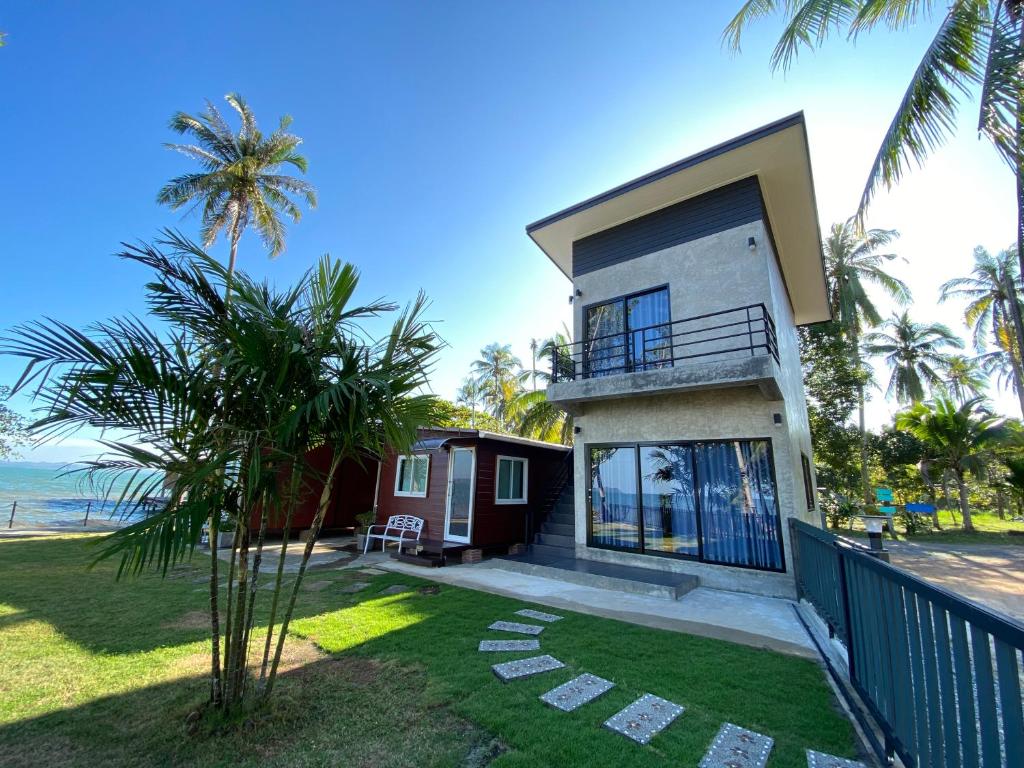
[747,236,757,251]
[569,288,583,304]
[574,426,582,434]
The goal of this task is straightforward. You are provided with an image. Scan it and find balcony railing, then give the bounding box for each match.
[550,303,779,383]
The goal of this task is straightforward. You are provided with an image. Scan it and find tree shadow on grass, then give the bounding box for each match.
[0,644,490,768]
[0,535,399,656]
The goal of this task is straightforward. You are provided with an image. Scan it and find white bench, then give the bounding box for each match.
[363,514,425,554]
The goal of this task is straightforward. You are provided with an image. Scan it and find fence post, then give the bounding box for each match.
[836,544,856,681]
[7,501,15,529]
[83,501,91,526]
[789,518,804,602]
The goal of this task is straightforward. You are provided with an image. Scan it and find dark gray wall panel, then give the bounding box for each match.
[571,177,764,277]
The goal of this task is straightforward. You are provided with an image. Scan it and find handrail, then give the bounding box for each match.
[550,303,779,382]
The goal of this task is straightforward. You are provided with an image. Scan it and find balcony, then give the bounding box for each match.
[547,303,783,410]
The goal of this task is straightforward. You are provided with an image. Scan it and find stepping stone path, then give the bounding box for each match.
[479,639,540,652]
[488,620,545,636]
[604,693,685,745]
[378,584,410,595]
[540,673,614,712]
[700,723,773,768]
[806,750,866,768]
[302,580,332,592]
[514,608,563,623]
[338,581,371,593]
[492,654,565,682]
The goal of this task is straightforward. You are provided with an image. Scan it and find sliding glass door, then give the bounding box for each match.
[587,439,783,571]
[585,287,671,377]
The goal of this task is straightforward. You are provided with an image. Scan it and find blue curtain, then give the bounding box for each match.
[695,440,782,570]
[627,289,671,371]
[589,447,639,548]
[639,446,698,555]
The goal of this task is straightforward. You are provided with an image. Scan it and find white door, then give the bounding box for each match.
[444,447,476,543]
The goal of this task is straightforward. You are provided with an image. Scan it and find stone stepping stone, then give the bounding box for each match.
[478,639,540,652]
[515,608,563,623]
[488,620,544,636]
[302,580,332,592]
[540,673,614,712]
[492,654,565,682]
[378,584,411,595]
[338,581,371,593]
[700,723,774,768]
[604,693,684,745]
[806,750,866,768]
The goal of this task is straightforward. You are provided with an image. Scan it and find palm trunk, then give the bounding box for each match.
[260,465,301,683]
[264,452,343,700]
[957,471,973,532]
[997,486,1006,520]
[858,382,871,508]
[208,512,223,705]
[1001,291,1024,418]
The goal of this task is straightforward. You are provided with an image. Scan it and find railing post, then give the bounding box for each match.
[550,346,558,383]
[7,501,16,529]
[84,501,91,526]
[746,306,754,355]
[836,544,856,681]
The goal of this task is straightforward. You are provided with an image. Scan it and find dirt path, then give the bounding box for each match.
[885,541,1024,623]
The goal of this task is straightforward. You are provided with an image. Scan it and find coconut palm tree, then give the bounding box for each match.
[822,219,910,504]
[897,397,1009,531]
[456,378,484,427]
[157,93,317,291]
[865,312,964,403]
[723,5,1024,351]
[939,354,989,404]
[471,343,527,429]
[940,245,1024,414]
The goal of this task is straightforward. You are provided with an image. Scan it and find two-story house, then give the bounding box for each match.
[524,113,829,598]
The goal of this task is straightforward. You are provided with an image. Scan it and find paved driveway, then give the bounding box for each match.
[885,541,1024,624]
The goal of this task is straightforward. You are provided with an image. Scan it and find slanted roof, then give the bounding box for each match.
[412,428,571,453]
[526,112,830,325]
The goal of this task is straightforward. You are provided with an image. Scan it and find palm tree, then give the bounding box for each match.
[1,233,440,711]
[940,245,1024,415]
[897,397,1009,531]
[529,338,540,390]
[939,354,989,404]
[456,378,484,427]
[157,93,317,292]
[723,4,1024,363]
[471,343,526,429]
[823,220,910,505]
[509,328,575,445]
[866,312,964,403]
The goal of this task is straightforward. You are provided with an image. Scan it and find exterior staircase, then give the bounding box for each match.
[530,478,576,558]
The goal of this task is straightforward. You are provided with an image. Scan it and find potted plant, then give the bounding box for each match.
[354,510,375,551]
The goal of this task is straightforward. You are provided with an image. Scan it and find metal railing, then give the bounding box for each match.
[790,519,1024,768]
[550,303,779,383]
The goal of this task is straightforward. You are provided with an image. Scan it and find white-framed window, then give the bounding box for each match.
[394,454,430,497]
[495,455,528,504]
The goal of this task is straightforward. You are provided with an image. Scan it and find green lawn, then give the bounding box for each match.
[0,535,858,767]
[840,509,1024,545]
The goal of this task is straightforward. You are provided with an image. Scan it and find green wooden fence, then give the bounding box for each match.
[790,519,1024,768]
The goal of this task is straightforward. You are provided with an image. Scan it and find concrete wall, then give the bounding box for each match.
[564,220,820,599]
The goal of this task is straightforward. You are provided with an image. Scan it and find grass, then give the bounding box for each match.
[839,509,1024,546]
[0,535,858,767]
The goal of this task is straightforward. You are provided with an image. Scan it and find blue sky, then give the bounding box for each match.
[1,2,1018,462]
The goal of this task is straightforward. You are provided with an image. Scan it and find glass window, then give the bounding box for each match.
[395,455,429,497]
[801,454,815,510]
[695,441,782,570]
[585,287,671,377]
[639,445,698,556]
[589,446,639,548]
[496,457,527,503]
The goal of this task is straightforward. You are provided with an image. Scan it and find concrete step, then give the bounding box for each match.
[540,522,574,537]
[553,500,575,513]
[527,543,575,559]
[490,555,699,601]
[545,512,574,527]
[535,533,574,548]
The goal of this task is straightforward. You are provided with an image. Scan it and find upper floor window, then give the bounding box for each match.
[395,454,430,497]
[585,287,671,377]
[801,453,815,510]
[496,456,528,504]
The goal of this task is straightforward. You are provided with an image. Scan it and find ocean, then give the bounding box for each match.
[0,462,160,529]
